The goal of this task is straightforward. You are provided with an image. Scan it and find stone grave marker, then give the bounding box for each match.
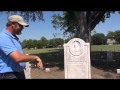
[24,62,31,79]
[64,38,91,79]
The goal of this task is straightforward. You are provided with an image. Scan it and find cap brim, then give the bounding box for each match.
[18,22,29,27]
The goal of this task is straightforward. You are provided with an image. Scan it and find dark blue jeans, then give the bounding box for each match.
[0,71,25,79]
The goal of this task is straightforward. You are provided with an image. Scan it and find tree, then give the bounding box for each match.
[91,33,107,45]
[106,30,120,44]
[39,36,48,48]
[52,11,118,42]
[115,30,120,44]
[106,31,115,38]
[0,11,44,22]
[21,39,28,48]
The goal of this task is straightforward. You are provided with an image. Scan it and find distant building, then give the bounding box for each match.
[107,38,116,45]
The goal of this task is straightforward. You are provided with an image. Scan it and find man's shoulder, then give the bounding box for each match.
[0,29,5,36]
[0,30,10,38]
[0,32,8,39]
[0,33,11,42]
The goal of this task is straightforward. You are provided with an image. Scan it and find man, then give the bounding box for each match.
[0,15,43,79]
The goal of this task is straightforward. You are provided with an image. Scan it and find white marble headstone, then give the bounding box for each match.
[64,38,91,79]
[24,62,31,79]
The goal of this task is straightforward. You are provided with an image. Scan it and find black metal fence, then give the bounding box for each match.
[91,51,120,72]
[91,51,120,62]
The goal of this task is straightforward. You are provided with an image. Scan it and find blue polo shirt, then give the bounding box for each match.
[0,29,26,73]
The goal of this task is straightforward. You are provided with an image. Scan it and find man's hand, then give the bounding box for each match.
[26,54,43,69]
[36,58,43,69]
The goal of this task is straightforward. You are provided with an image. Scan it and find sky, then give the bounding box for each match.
[0,11,120,42]
[95,12,120,35]
[0,11,64,42]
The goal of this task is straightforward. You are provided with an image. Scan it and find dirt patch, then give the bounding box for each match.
[91,66,120,79]
[31,66,120,79]
[31,67,64,79]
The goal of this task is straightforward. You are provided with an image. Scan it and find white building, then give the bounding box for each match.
[107,38,116,45]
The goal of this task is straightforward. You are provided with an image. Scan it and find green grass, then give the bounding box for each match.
[23,45,120,54]
[91,45,120,52]
[23,48,62,54]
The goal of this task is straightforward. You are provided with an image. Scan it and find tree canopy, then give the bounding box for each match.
[1,11,119,42]
[91,33,106,45]
[52,11,119,42]
[0,11,44,22]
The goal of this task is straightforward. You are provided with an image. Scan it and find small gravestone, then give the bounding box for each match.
[107,51,113,61]
[64,38,91,79]
[24,62,31,79]
[117,69,120,74]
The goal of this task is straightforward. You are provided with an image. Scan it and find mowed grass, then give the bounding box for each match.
[23,44,120,54]
[91,44,120,52]
[23,48,62,55]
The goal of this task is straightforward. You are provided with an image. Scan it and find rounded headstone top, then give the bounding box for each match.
[67,38,85,56]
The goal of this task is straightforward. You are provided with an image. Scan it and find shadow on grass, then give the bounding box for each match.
[30,48,64,70]
[29,50,120,73]
[91,51,120,73]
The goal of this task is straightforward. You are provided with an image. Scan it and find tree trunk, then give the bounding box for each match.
[74,11,91,43]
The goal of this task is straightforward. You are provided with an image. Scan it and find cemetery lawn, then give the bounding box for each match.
[91,44,120,52]
[23,47,120,79]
